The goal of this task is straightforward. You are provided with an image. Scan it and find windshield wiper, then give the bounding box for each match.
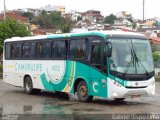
[124,48,138,74]
[124,41,149,75]
[131,41,149,75]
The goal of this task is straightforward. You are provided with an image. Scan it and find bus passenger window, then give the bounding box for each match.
[22,43,34,59]
[10,44,16,58]
[69,39,86,59]
[52,41,66,59]
[36,41,51,59]
[5,44,11,59]
[10,43,22,59]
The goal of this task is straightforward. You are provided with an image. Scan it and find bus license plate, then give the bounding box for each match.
[132,95,141,99]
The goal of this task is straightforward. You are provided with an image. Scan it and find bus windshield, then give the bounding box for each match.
[109,38,154,75]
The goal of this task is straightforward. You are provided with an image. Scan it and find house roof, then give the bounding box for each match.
[149,37,160,44]
[0,12,29,24]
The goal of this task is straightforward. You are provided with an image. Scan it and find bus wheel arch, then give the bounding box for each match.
[23,75,41,95]
[74,78,84,93]
[74,78,93,102]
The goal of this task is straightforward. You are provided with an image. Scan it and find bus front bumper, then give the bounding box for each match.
[107,78,155,99]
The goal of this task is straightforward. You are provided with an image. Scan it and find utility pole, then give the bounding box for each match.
[143,0,145,21]
[3,0,6,21]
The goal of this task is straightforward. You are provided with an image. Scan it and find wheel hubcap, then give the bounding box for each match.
[80,86,87,97]
[26,81,31,91]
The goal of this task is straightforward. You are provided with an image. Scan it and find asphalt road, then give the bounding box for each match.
[0,79,160,120]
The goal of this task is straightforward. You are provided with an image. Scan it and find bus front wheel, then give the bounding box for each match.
[77,81,93,102]
[114,98,125,102]
[24,76,41,94]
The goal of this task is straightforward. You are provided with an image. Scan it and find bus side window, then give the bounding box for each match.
[36,41,51,59]
[10,44,17,58]
[52,41,66,59]
[22,42,34,59]
[10,43,22,59]
[5,44,11,59]
[15,43,22,58]
[69,39,87,59]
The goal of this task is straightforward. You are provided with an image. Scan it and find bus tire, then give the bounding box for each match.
[24,76,41,95]
[33,89,41,95]
[114,98,125,102]
[77,81,93,102]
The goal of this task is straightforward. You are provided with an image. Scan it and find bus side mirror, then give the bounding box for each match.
[106,42,112,57]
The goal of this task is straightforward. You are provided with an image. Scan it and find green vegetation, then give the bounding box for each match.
[153,21,159,27]
[22,12,34,21]
[0,18,31,54]
[77,16,82,21]
[31,11,72,33]
[153,51,160,64]
[127,17,133,23]
[59,20,72,33]
[132,21,137,29]
[104,14,117,24]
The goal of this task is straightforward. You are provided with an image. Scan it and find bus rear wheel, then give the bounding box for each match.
[77,81,93,102]
[24,76,41,94]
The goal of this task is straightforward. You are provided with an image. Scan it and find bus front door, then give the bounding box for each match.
[90,44,107,97]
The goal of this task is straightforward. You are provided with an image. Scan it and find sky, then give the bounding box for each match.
[0,0,159,19]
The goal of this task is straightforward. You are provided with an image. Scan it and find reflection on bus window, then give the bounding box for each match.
[52,41,66,59]
[22,43,34,58]
[70,39,86,59]
[36,41,51,59]
[10,43,21,58]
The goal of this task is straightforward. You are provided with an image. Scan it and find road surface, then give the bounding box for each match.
[0,79,160,120]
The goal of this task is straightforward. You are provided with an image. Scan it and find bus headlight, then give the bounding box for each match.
[151,91,155,95]
[113,92,119,97]
[113,81,122,87]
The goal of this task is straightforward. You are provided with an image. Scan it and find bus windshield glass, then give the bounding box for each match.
[109,38,154,75]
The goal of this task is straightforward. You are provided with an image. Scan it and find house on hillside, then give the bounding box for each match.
[0,11,29,24]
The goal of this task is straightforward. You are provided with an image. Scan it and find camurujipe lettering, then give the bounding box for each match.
[15,63,42,72]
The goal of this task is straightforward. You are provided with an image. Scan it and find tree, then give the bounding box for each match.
[31,10,72,32]
[22,12,34,21]
[104,14,117,24]
[50,11,64,28]
[0,18,31,54]
[127,17,133,23]
[77,16,82,21]
[132,21,137,29]
[153,21,159,27]
[59,20,72,33]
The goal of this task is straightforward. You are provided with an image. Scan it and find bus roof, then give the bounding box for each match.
[4,31,146,42]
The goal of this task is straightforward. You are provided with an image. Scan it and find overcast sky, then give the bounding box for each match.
[0,0,159,19]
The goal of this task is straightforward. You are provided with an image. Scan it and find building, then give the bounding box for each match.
[0,11,29,24]
[42,5,66,14]
[116,11,132,19]
[63,13,72,20]
[83,10,104,23]
[55,6,66,14]
[69,10,82,22]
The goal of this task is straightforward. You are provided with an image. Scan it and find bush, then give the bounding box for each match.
[153,51,160,62]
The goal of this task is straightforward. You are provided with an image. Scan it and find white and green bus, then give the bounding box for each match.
[3,31,155,102]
